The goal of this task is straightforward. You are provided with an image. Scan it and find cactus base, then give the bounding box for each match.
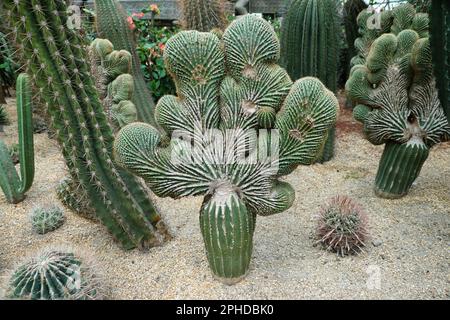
[374,141,429,199]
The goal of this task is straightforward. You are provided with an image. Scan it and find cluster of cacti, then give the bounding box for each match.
[94,0,157,126]
[114,15,338,284]
[280,0,340,163]
[0,74,34,204]
[2,0,169,249]
[0,105,9,128]
[88,38,137,131]
[178,0,227,32]
[316,196,368,256]
[4,248,105,300]
[429,0,450,124]
[30,205,65,234]
[346,4,450,199]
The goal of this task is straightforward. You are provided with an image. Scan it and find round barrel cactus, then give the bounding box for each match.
[114,15,338,284]
[30,205,65,234]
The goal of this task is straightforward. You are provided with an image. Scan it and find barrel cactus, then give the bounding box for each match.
[316,195,368,256]
[178,0,227,32]
[0,73,34,204]
[30,205,65,234]
[4,247,105,300]
[280,0,340,163]
[2,0,169,249]
[346,4,450,199]
[114,15,338,284]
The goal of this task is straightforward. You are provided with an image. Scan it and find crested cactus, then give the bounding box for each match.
[0,73,34,204]
[429,0,450,124]
[2,0,169,249]
[114,15,338,284]
[178,0,227,32]
[280,0,340,163]
[30,205,65,234]
[94,0,156,126]
[346,4,450,199]
[4,247,105,300]
[316,195,368,256]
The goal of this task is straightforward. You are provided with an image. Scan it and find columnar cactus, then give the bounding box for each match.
[114,15,338,284]
[2,0,169,249]
[346,4,450,199]
[0,74,34,204]
[429,0,450,124]
[30,205,65,234]
[94,0,157,126]
[4,248,105,300]
[178,0,227,32]
[280,0,340,163]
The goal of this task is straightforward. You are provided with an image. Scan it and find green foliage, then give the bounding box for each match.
[316,196,368,256]
[0,31,17,91]
[179,0,227,32]
[0,74,34,204]
[30,205,65,234]
[2,0,169,249]
[5,248,105,300]
[114,15,338,283]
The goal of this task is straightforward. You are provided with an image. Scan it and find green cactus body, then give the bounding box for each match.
[0,73,34,204]
[2,0,168,249]
[344,0,368,63]
[280,0,340,163]
[429,0,450,124]
[94,0,156,126]
[179,0,227,32]
[114,15,338,283]
[30,205,65,234]
[6,248,104,300]
[346,4,450,199]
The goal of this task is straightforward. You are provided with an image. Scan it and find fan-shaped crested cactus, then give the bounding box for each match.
[2,0,169,249]
[280,0,340,163]
[429,0,450,124]
[114,15,338,284]
[178,0,227,32]
[0,73,34,204]
[346,4,450,199]
[4,247,105,300]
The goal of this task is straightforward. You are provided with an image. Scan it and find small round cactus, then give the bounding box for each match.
[4,247,106,300]
[316,196,369,256]
[30,205,65,234]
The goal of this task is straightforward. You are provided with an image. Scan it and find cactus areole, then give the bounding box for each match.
[114,15,338,284]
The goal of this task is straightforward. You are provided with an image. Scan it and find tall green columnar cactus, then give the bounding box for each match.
[114,15,338,283]
[344,0,368,70]
[0,74,34,204]
[280,0,340,163]
[2,0,169,249]
[429,0,450,124]
[178,0,227,32]
[94,0,156,126]
[346,4,450,199]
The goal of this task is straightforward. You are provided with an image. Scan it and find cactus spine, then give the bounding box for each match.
[114,15,338,283]
[178,0,227,32]
[429,0,450,124]
[94,0,156,126]
[344,0,368,74]
[0,73,34,204]
[280,0,340,163]
[2,0,169,249]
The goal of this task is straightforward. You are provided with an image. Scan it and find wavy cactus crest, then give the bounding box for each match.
[346,4,450,199]
[114,15,338,284]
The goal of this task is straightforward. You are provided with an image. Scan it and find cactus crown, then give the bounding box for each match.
[114,15,338,215]
[30,205,65,234]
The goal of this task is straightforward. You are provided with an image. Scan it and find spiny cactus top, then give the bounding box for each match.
[114,15,338,283]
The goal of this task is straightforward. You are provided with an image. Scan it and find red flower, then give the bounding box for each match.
[159,43,166,52]
[127,16,136,30]
[132,12,145,19]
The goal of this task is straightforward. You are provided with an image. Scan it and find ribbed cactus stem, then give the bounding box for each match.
[374,141,429,199]
[94,0,156,126]
[0,73,34,204]
[179,0,227,32]
[2,0,168,249]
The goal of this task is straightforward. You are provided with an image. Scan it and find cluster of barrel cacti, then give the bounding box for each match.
[346,3,450,199]
[280,0,340,163]
[178,0,228,32]
[114,15,338,284]
[0,73,34,204]
[2,0,169,249]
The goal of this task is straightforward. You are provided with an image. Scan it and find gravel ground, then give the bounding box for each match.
[0,96,449,300]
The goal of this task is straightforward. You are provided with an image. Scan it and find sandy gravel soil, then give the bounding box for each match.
[0,96,449,300]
